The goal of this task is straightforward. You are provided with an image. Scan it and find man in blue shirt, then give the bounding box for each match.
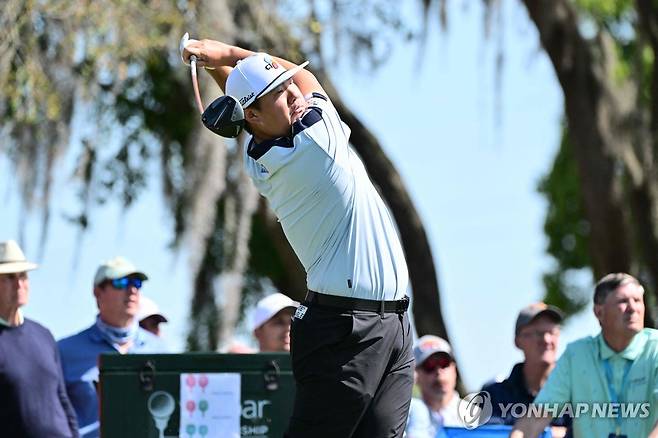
[182,38,412,437]
[58,257,167,437]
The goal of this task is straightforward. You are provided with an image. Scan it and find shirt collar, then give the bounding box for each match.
[0,309,24,327]
[597,330,647,361]
[89,321,146,350]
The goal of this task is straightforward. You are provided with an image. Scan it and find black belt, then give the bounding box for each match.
[305,291,409,314]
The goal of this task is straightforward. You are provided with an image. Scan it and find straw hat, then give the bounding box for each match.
[0,240,38,274]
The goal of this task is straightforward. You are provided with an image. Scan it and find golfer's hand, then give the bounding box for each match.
[182,38,233,70]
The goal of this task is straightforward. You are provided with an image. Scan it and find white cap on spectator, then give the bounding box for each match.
[137,295,168,323]
[93,256,147,286]
[413,335,453,366]
[251,293,298,331]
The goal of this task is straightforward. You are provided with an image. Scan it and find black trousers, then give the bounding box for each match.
[284,302,414,438]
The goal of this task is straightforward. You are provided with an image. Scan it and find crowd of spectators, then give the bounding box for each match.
[1,238,656,437]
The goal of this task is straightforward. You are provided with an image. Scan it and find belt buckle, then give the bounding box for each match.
[396,296,409,313]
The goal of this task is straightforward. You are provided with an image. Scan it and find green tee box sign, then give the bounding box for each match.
[99,353,294,438]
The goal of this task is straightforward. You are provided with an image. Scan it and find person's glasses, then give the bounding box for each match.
[110,277,143,290]
[420,354,453,373]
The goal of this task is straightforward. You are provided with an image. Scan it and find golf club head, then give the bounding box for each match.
[202,95,245,138]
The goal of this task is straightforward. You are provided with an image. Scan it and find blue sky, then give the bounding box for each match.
[0,0,600,391]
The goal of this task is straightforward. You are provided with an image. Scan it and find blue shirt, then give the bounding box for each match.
[405,398,439,438]
[243,92,409,300]
[0,319,79,437]
[405,393,464,438]
[58,322,167,437]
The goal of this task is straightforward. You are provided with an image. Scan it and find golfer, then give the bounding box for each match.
[182,38,413,438]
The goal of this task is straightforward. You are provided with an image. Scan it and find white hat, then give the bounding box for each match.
[251,293,298,331]
[0,240,38,274]
[413,335,453,366]
[137,295,168,323]
[93,256,148,286]
[226,53,309,109]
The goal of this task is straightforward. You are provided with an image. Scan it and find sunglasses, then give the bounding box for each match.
[110,277,143,290]
[420,354,453,373]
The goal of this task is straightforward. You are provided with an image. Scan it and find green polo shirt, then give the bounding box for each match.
[534,328,658,437]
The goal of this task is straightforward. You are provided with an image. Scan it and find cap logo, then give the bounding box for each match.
[263,55,279,70]
[240,92,255,106]
[420,338,441,351]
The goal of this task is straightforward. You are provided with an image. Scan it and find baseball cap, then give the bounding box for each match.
[413,335,453,366]
[251,293,298,331]
[137,295,168,323]
[515,302,564,336]
[226,53,309,109]
[93,256,148,286]
[0,240,37,274]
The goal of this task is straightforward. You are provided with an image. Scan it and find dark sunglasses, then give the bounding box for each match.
[420,354,453,373]
[110,277,143,290]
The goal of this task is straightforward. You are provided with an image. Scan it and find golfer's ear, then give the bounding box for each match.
[245,108,260,125]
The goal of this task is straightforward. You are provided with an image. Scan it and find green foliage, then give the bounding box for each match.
[537,128,591,316]
[573,0,634,22]
[538,130,590,270]
[111,51,196,237]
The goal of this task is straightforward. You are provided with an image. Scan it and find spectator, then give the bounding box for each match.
[0,240,79,438]
[483,302,570,436]
[252,292,297,352]
[405,335,465,438]
[137,295,168,337]
[58,257,167,437]
[511,273,658,437]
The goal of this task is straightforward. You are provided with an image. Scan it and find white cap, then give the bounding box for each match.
[137,295,168,323]
[226,53,309,109]
[0,240,37,274]
[93,256,147,286]
[413,335,453,366]
[251,293,298,331]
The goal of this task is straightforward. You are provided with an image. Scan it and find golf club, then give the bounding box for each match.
[181,33,245,138]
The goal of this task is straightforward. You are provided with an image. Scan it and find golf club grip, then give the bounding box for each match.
[190,56,204,115]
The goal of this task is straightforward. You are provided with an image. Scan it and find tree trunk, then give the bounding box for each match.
[522,0,658,325]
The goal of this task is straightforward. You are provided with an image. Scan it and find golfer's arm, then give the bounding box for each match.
[203,42,324,97]
[207,44,254,92]
[206,67,232,93]
[271,56,325,97]
[510,417,551,438]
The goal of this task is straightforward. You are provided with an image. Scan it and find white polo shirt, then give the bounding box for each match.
[243,93,408,300]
